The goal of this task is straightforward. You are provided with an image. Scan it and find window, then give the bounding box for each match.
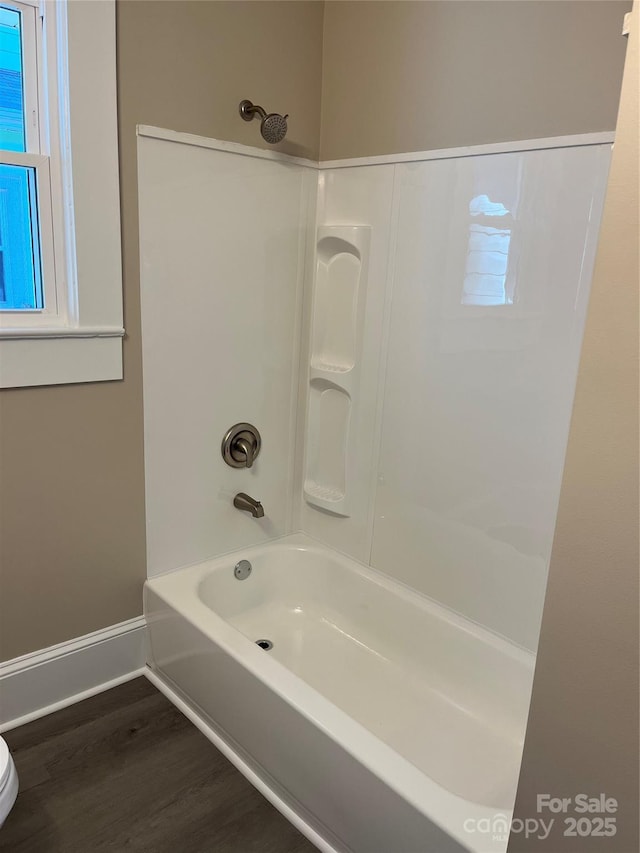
[0,0,123,388]
[0,3,45,313]
[0,6,27,154]
[0,1,57,322]
[0,164,43,309]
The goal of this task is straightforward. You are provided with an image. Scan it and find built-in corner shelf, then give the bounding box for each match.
[303,225,371,517]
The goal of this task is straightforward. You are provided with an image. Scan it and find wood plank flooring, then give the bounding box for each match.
[0,678,317,853]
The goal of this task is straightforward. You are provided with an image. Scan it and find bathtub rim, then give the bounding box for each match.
[151,530,536,660]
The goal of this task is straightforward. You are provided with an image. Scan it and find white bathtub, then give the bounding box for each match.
[145,534,534,853]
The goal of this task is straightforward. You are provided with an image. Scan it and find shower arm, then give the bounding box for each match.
[239,101,267,122]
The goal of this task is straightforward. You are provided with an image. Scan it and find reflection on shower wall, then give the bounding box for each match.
[299,142,611,650]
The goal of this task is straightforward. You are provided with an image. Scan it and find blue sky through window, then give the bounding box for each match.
[0,7,42,311]
[0,164,42,309]
[0,6,25,152]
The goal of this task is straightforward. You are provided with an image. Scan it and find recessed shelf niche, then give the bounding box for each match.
[304,224,371,517]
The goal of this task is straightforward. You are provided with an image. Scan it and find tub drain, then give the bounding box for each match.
[255,639,273,651]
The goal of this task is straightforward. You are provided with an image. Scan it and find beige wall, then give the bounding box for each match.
[509,5,639,850]
[0,0,324,662]
[321,1,631,160]
[0,0,632,670]
[117,0,323,162]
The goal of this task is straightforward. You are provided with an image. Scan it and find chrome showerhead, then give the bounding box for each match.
[239,99,288,144]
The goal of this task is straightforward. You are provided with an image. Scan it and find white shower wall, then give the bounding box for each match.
[298,140,611,650]
[138,127,610,650]
[138,129,316,577]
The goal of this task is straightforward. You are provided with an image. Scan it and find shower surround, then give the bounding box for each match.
[138,126,611,852]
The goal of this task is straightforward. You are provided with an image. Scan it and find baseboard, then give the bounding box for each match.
[0,616,147,731]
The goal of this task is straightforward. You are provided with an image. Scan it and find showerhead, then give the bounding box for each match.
[260,112,288,144]
[239,99,288,144]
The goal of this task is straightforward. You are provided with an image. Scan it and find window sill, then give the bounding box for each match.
[0,326,124,340]
[0,334,123,388]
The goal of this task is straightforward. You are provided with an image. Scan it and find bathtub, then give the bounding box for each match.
[145,534,534,853]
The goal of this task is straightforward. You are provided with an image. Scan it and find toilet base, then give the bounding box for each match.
[0,756,18,827]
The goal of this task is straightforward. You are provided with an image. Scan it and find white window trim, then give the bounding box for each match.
[0,0,123,388]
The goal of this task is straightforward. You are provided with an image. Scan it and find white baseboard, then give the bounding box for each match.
[0,616,147,732]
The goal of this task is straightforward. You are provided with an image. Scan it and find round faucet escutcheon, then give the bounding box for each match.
[222,423,262,469]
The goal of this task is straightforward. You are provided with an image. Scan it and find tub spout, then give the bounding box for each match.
[233,492,264,518]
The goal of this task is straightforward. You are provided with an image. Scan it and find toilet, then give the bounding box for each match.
[0,737,18,826]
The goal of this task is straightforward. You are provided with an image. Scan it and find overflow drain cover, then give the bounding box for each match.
[255,639,273,651]
[234,560,252,580]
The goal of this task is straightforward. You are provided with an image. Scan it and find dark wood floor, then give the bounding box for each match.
[0,678,317,853]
